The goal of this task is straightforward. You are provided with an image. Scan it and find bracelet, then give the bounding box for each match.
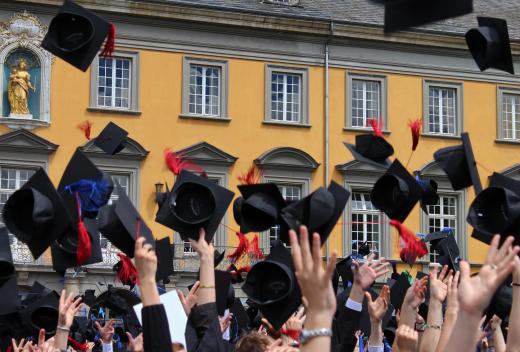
[199,283,215,289]
[300,328,332,345]
[512,283,520,287]
[424,324,442,330]
[57,325,70,332]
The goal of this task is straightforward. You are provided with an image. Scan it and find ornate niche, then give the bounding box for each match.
[0,11,53,129]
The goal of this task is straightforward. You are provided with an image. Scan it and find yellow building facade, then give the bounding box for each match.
[0,0,519,290]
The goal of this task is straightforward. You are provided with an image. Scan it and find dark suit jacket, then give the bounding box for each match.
[331,290,362,352]
[185,303,229,352]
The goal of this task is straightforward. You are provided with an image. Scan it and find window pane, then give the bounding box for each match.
[351,79,381,128]
[502,93,520,140]
[350,192,381,258]
[189,64,221,117]
[97,57,132,109]
[426,195,458,262]
[428,86,457,136]
[270,72,301,122]
[268,184,302,243]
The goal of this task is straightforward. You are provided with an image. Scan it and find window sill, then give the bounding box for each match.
[263,120,311,128]
[179,114,231,122]
[495,138,520,145]
[0,117,50,130]
[87,107,142,116]
[420,133,461,140]
[343,127,391,135]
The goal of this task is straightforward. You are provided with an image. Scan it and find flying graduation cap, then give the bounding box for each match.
[344,119,393,169]
[155,237,174,284]
[381,0,473,33]
[41,0,116,71]
[94,122,129,156]
[466,17,514,75]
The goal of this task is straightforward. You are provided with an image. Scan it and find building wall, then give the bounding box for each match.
[1,2,520,290]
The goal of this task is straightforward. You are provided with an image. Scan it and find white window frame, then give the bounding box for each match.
[265,65,309,126]
[497,87,520,142]
[423,80,463,137]
[346,73,388,131]
[349,191,382,259]
[267,182,304,244]
[89,51,140,114]
[181,57,229,120]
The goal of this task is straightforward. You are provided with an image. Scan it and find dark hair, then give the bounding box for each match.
[235,332,272,352]
[172,342,186,352]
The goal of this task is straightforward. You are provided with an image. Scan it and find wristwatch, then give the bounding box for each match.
[299,328,333,345]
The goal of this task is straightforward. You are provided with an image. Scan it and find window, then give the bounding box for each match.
[425,195,457,262]
[350,192,381,258]
[269,184,302,243]
[264,0,300,4]
[89,52,140,113]
[0,167,36,264]
[182,57,229,119]
[423,81,462,136]
[347,74,387,130]
[265,66,309,125]
[498,88,520,141]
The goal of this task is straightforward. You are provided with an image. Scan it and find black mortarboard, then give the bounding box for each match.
[371,159,422,222]
[436,235,461,272]
[94,122,129,156]
[485,282,512,322]
[83,289,96,307]
[21,290,59,338]
[3,168,72,259]
[99,184,155,257]
[433,133,482,193]
[156,170,234,242]
[466,17,514,75]
[22,281,52,307]
[41,0,112,71]
[415,271,430,321]
[359,288,394,336]
[280,181,350,245]
[336,256,354,287]
[100,287,141,315]
[383,0,473,33]
[215,270,233,316]
[230,298,249,333]
[344,133,394,169]
[155,237,174,284]
[242,241,301,330]
[469,172,520,246]
[423,228,451,252]
[234,184,286,234]
[390,273,411,311]
[215,250,225,268]
[0,227,14,281]
[416,177,439,215]
[58,149,104,192]
[0,276,20,316]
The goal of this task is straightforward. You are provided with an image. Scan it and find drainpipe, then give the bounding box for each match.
[324,21,334,261]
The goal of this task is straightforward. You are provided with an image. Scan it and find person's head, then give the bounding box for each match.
[172,342,186,352]
[235,331,273,352]
[19,59,26,70]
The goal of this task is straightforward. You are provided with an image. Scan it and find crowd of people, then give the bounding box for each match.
[5,227,520,352]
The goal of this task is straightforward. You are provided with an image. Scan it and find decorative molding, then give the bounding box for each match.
[255,147,319,171]
[499,163,520,181]
[175,141,238,166]
[0,128,58,154]
[79,137,149,161]
[0,10,53,127]
[336,160,386,177]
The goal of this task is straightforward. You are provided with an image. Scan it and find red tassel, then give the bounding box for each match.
[116,252,138,286]
[249,234,264,260]
[7,345,12,352]
[408,119,422,151]
[164,149,204,176]
[67,337,89,352]
[227,232,250,263]
[99,24,116,58]
[77,120,93,140]
[367,118,383,137]
[74,193,91,266]
[390,220,427,265]
[237,166,262,185]
[281,329,301,341]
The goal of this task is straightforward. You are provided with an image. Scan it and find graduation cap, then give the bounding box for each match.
[390,273,411,311]
[0,276,20,316]
[371,159,422,222]
[416,176,439,215]
[230,298,250,334]
[99,184,155,257]
[344,123,394,168]
[433,133,482,193]
[94,122,129,156]
[279,181,350,245]
[214,250,225,268]
[242,241,301,330]
[2,168,72,260]
[233,184,286,234]
[436,235,461,272]
[155,237,174,284]
[336,256,354,287]
[215,270,234,316]
[99,287,141,315]
[466,17,514,75]
[423,228,451,252]
[0,227,14,281]
[156,170,234,242]
[468,172,520,246]
[41,0,115,72]
[83,289,96,307]
[21,290,59,337]
[382,0,473,33]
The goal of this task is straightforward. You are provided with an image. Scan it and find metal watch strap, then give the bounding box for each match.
[300,328,333,345]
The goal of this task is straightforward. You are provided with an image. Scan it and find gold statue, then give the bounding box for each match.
[8,58,36,115]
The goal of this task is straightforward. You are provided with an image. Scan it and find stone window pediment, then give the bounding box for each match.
[175,141,237,166]
[254,147,319,171]
[80,137,149,161]
[0,128,57,154]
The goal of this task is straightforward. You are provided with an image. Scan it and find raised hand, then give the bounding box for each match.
[126,332,143,352]
[396,325,419,352]
[430,264,450,303]
[403,276,428,310]
[177,281,200,316]
[11,338,33,352]
[189,228,214,260]
[134,236,157,283]
[220,313,233,333]
[283,306,306,332]
[94,319,115,344]
[366,285,390,322]
[446,270,460,314]
[352,254,390,290]
[458,235,519,316]
[58,290,82,328]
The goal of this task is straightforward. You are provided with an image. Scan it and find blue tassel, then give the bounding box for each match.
[64,178,113,213]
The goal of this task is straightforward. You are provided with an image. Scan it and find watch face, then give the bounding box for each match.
[415,322,426,332]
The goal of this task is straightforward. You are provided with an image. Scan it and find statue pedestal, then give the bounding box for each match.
[9,112,33,119]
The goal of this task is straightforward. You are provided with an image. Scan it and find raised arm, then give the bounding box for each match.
[506,255,520,352]
[434,270,460,352]
[366,285,390,351]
